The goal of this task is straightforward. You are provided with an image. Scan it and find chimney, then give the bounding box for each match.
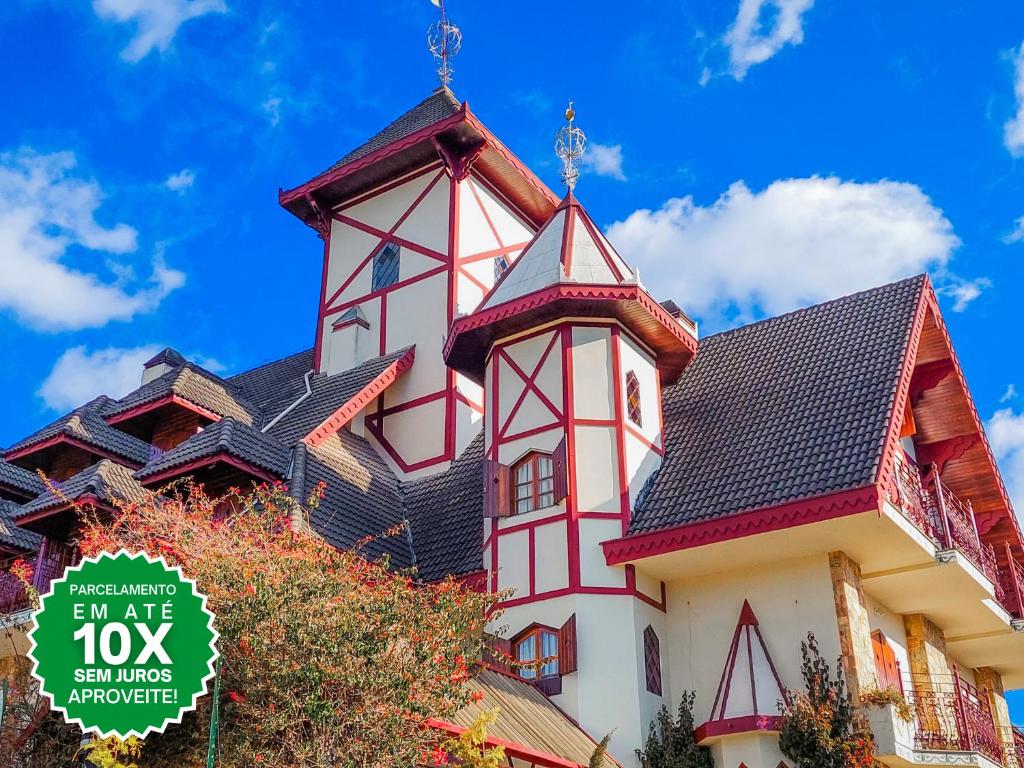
[141,347,186,385]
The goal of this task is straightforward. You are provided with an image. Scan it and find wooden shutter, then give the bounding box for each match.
[872,630,903,693]
[483,635,513,675]
[552,436,569,503]
[483,459,511,518]
[559,613,577,674]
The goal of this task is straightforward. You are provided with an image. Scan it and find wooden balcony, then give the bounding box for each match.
[0,539,78,616]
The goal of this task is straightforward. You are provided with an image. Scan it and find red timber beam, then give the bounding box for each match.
[303,348,416,448]
[425,718,597,768]
[909,358,955,404]
[916,434,980,475]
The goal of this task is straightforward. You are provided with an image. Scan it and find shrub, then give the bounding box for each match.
[636,692,714,768]
[859,687,913,723]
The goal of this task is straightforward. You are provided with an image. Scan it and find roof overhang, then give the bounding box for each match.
[15,493,117,532]
[135,453,280,489]
[444,283,699,386]
[104,394,224,428]
[426,719,593,768]
[4,434,144,471]
[279,104,557,232]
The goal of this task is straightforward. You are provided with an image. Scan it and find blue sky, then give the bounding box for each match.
[1,0,1023,719]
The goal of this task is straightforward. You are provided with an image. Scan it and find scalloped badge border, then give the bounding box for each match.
[25,548,220,741]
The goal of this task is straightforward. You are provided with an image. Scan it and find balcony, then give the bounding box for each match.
[871,673,1023,767]
[0,540,78,616]
[890,458,1024,620]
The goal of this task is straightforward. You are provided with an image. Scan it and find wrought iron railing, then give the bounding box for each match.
[1000,726,1024,768]
[998,543,1024,620]
[906,673,1003,764]
[0,555,30,614]
[891,457,1012,607]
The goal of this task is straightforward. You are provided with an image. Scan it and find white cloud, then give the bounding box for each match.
[164,168,195,192]
[606,176,979,325]
[1005,42,1024,157]
[724,0,814,80]
[0,148,185,331]
[1002,385,1018,404]
[1003,216,1024,244]
[38,345,161,412]
[986,408,1024,522]
[92,0,227,63]
[262,96,283,126]
[583,143,626,181]
[938,277,991,313]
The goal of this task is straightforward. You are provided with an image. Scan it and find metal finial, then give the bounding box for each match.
[555,100,587,191]
[427,0,461,88]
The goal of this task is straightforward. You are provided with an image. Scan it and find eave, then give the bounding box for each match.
[444,283,698,386]
[279,103,557,232]
[4,434,144,471]
[135,452,280,489]
[104,394,224,428]
[426,719,596,768]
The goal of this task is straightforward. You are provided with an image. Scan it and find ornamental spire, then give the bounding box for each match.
[555,100,587,191]
[427,0,462,88]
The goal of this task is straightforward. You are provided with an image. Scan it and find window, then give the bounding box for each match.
[513,452,554,514]
[515,627,559,680]
[371,242,401,291]
[643,625,662,695]
[626,370,642,427]
[494,254,509,282]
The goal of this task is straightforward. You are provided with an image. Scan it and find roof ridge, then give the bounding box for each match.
[700,273,929,345]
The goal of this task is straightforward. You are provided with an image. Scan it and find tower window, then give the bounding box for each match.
[494,254,509,282]
[626,370,642,427]
[512,452,554,514]
[515,627,559,680]
[643,625,662,695]
[371,242,401,291]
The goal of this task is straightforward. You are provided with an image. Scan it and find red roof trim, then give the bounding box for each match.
[136,453,278,488]
[601,485,880,565]
[694,715,782,743]
[426,718,591,768]
[279,108,470,206]
[15,493,118,527]
[303,347,416,447]
[4,434,144,470]
[104,394,224,427]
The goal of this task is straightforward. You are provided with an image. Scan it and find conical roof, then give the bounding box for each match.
[695,600,788,742]
[482,192,633,309]
[444,193,698,385]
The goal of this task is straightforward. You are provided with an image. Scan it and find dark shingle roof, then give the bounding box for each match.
[0,458,45,499]
[264,348,412,445]
[291,432,413,568]
[134,418,291,483]
[104,363,258,424]
[403,432,485,582]
[323,88,462,174]
[143,347,187,369]
[6,397,151,466]
[0,500,40,551]
[227,349,314,414]
[628,275,926,535]
[15,460,148,520]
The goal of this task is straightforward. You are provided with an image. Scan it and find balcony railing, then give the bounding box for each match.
[906,673,1003,764]
[891,458,1023,617]
[1000,726,1024,768]
[0,540,79,616]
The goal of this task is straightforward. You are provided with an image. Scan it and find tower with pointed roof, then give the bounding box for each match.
[443,105,699,758]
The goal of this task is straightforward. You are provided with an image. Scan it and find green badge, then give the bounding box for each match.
[27,550,218,740]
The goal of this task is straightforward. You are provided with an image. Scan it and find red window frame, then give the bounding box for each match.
[511,451,555,515]
[626,370,642,428]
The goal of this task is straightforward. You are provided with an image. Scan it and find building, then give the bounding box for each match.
[2,70,1024,768]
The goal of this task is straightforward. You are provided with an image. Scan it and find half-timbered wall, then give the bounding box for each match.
[315,163,534,478]
[483,318,671,764]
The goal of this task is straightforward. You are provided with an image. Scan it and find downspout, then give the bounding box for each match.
[261,369,314,434]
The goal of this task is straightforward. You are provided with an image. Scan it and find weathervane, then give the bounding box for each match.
[427,0,461,88]
[555,101,587,191]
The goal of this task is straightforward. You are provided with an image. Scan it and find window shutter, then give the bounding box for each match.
[552,436,569,503]
[643,625,663,695]
[483,459,511,518]
[559,614,577,674]
[483,635,513,675]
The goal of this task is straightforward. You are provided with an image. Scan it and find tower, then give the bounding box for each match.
[279,8,557,479]
[444,106,699,763]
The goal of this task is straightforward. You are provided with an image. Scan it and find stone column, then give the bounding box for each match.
[904,613,954,741]
[976,667,1012,750]
[828,551,878,703]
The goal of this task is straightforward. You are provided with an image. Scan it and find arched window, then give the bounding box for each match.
[514,626,559,680]
[626,370,642,427]
[643,625,662,695]
[371,242,401,291]
[512,452,554,514]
